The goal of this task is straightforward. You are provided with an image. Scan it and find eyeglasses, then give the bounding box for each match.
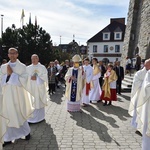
[8,53,18,55]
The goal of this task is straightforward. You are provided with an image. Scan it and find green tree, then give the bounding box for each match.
[2,23,53,65]
[51,46,72,63]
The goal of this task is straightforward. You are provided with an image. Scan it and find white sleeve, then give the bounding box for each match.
[86,68,93,83]
[1,74,7,86]
[37,66,48,83]
[7,73,22,86]
[36,76,44,85]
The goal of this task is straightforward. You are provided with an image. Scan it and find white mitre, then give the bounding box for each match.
[72,54,82,62]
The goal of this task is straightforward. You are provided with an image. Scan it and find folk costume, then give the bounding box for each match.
[100,69,117,105]
[47,66,57,94]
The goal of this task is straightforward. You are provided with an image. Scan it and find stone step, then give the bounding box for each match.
[123,78,133,84]
[122,80,132,87]
[121,85,131,92]
[122,84,131,88]
[124,74,134,79]
[121,74,133,92]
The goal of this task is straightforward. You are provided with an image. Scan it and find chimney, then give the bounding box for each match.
[110,18,125,24]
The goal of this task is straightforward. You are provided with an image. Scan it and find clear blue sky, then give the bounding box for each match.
[0,0,130,45]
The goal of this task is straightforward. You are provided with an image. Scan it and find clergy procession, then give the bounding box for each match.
[0,47,150,150]
[0,48,48,148]
[129,59,150,150]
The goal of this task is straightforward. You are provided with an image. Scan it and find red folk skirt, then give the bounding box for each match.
[100,89,117,101]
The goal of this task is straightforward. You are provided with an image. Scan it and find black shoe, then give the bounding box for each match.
[3,141,12,147]
[97,100,102,103]
[25,133,31,140]
[103,102,107,106]
[28,122,33,125]
[52,91,55,94]
[82,103,87,107]
[107,102,112,106]
[38,119,45,123]
[135,130,142,137]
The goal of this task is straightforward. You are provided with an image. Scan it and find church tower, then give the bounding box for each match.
[121,0,150,67]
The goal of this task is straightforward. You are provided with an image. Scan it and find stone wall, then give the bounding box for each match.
[138,0,150,59]
[121,0,150,67]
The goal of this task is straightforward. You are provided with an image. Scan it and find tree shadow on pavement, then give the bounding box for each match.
[117,97,123,102]
[49,87,64,105]
[4,120,59,150]
[82,105,119,128]
[96,102,130,121]
[69,111,112,143]
[30,120,59,150]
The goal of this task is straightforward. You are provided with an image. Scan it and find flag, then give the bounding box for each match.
[20,9,25,28]
[20,9,25,22]
[29,13,31,24]
[35,16,37,26]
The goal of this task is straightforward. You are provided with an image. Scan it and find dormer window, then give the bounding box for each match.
[114,32,122,40]
[103,33,110,40]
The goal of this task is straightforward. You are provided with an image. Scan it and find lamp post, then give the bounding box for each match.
[1,14,4,38]
[60,35,61,45]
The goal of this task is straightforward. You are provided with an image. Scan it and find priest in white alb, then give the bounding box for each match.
[0,84,9,148]
[128,59,150,130]
[0,48,34,146]
[0,112,9,148]
[135,62,150,150]
[26,54,48,123]
[0,115,8,149]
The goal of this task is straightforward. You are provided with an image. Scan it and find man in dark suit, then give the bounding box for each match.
[114,61,124,95]
[99,61,106,87]
[59,60,70,86]
[135,54,141,71]
[60,60,70,78]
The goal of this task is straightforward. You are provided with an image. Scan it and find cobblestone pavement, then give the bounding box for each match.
[4,85,141,150]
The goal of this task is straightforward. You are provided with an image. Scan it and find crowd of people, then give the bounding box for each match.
[0,48,125,148]
[64,54,125,112]
[0,47,149,150]
[125,53,142,76]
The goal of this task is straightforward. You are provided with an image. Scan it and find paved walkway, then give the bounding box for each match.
[4,85,141,150]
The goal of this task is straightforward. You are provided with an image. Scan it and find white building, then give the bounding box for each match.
[87,18,126,64]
